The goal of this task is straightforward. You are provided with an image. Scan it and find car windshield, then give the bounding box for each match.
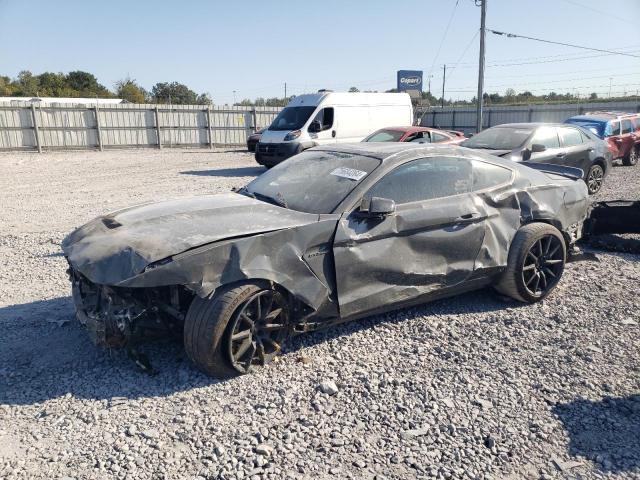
[268,106,317,131]
[240,150,380,214]
[363,129,406,142]
[462,126,533,150]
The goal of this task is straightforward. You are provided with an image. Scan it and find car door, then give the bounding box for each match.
[557,126,592,175]
[332,156,492,318]
[308,107,336,145]
[604,120,622,158]
[619,119,636,158]
[527,126,563,164]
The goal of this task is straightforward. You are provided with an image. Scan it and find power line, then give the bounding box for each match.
[488,29,640,58]
[557,0,636,26]
[427,0,460,81]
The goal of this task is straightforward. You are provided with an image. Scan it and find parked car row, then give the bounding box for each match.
[565,111,639,166]
[247,92,638,198]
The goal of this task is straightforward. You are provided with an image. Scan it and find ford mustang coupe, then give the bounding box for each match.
[63,144,589,376]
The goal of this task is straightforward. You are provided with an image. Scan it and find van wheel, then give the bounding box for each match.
[623,146,638,166]
[184,282,290,377]
[495,223,566,303]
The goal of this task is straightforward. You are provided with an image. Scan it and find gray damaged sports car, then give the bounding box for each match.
[63,144,589,376]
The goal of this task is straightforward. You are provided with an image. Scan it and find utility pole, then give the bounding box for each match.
[608,77,613,98]
[428,74,433,95]
[476,0,487,133]
[441,64,446,109]
[284,82,287,99]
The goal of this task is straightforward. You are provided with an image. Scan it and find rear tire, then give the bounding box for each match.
[623,145,638,166]
[184,282,290,377]
[495,223,566,303]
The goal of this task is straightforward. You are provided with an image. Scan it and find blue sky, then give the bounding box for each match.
[1,0,639,104]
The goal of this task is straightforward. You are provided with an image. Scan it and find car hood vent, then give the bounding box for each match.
[102,217,122,229]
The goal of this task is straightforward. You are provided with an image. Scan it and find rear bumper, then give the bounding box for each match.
[255,142,304,167]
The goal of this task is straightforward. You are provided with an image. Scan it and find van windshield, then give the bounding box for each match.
[269,106,317,131]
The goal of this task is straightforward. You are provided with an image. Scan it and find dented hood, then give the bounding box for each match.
[62,193,320,285]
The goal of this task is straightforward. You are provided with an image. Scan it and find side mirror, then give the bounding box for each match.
[361,196,396,217]
[522,148,531,161]
[531,143,546,153]
[308,121,321,133]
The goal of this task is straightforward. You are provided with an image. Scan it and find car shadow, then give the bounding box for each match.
[0,288,518,406]
[180,166,265,178]
[552,396,640,474]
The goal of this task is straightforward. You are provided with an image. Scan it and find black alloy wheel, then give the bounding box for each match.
[521,234,564,298]
[227,289,289,373]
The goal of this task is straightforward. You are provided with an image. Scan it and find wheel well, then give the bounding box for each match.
[521,219,570,247]
[209,278,310,314]
[593,157,607,172]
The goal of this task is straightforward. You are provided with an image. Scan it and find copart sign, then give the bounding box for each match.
[397,70,423,92]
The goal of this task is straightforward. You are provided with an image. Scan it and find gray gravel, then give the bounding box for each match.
[0,148,639,480]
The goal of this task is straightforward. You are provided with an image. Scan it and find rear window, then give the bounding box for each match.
[462,127,532,150]
[559,127,583,147]
[363,129,405,142]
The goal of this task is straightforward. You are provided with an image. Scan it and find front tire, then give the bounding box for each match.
[495,223,566,303]
[183,282,290,377]
[623,145,638,166]
[586,164,604,194]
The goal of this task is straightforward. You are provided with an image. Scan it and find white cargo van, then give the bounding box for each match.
[255,91,413,166]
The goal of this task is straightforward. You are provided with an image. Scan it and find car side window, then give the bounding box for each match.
[431,132,449,143]
[366,157,472,204]
[558,127,583,147]
[530,126,560,149]
[472,160,512,191]
[408,132,431,143]
[605,121,620,137]
[621,119,634,135]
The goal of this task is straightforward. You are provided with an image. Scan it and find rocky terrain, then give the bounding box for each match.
[0,148,638,479]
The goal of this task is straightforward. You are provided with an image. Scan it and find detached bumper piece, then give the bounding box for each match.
[583,200,640,253]
[585,201,640,235]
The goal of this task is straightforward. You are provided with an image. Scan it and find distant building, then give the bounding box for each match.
[0,97,125,105]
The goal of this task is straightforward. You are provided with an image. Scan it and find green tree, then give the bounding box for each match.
[0,75,16,96]
[16,71,39,96]
[196,92,212,105]
[38,72,67,96]
[66,71,112,97]
[348,86,359,92]
[115,77,147,103]
[151,82,198,104]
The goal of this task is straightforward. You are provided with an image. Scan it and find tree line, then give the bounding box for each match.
[0,71,212,104]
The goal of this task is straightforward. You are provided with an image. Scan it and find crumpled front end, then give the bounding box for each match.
[68,265,189,348]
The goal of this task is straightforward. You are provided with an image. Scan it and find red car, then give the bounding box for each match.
[565,111,639,166]
[363,126,466,145]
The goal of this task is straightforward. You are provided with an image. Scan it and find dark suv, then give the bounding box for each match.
[461,123,613,194]
[565,111,639,166]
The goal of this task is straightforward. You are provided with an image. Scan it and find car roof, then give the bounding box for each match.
[569,112,638,121]
[374,126,439,134]
[310,142,517,168]
[487,122,568,128]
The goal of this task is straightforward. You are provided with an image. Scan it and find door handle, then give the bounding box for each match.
[556,151,566,157]
[331,130,336,138]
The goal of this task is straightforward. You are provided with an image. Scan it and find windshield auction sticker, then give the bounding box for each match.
[330,167,368,181]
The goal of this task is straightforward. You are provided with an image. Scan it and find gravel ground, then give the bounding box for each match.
[0,148,639,480]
